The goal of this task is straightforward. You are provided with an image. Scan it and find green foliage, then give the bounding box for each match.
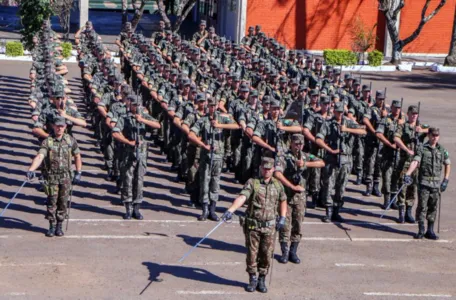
[349,15,378,53]
[19,0,54,50]
[61,42,72,59]
[5,41,24,57]
[323,49,358,66]
[368,50,383,66]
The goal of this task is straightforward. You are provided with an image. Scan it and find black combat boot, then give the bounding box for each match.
[208,201,219,221]
[133,203,143,220]
[289,242,301,264]
[198,204,209,221]
[398,206,405,224]
[278,242,289,264]
[405,205,415,223]
[123,203,132,220]
[257,274,267,293]
[355,173,362,185]
[364,183,372,196]
[390,201,399,210]
[106,169,114,181]
[45,221,56,237]
[322,206,333,223]
[308,192,319,209]
[414,221,425,239]
[382,193,390,209]
[115,179,121,195]
[245,273,258,292]
[55,222,64,237]
[372,182,382,197]
[331,206,344,222]
[425,220,439,240]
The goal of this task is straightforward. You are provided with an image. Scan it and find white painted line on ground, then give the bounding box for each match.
[176,291,243,295]
[0,262,66,267]
[185,262,242,266]
[0,236,8,238]
[3,292,27,296]
[364,292,452,298]
[336,263,387,268]
[352,238,452,243]
[64,235,166,239]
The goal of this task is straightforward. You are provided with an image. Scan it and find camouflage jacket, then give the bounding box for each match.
[414,142,450,189]
[39,133,80,176]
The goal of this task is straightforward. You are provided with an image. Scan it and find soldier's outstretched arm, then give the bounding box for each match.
[188,132,210,151]
[363,117,376,134]
[112,132,135,146]
[302,127,316,143]
[305,159,325,168]
[315,138,338,154]
[393,136,413,155]
[376,132,396,149]
[28,153,45,172]
[274,171,302,192]
[279,124,302,133]
[32,127,49,139]
[74,153,82,173]
[405,161,419,176]
[226,195,248,213]
[342,126,366,136]
[252,135,275,153]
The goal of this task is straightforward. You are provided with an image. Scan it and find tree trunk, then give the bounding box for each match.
[391,41,403,65]
[444,7,456,66]
[157,0,172,29]
[131,0,146,32]
[173,0,196,32]
[121,0,128,26]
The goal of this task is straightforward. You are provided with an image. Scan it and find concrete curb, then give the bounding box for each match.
[0,54,120,64]
[430,64,456,73]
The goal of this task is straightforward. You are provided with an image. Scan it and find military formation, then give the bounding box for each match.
[18,19,451,293]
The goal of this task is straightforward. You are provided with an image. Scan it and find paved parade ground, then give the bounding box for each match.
[0,61,455,299]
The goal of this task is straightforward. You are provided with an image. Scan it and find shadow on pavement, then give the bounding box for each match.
[0,217,47,234]
[177,234,247,254]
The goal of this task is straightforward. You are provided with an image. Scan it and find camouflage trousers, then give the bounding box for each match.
[240,139,255,185]
[199,156,223,204]
[396,158,417,207]
[353,136,365,176]
[245,227,275,275]
[380,153,400,195]
[186,145,200,203]
[120,150,147,204]
[45,177,71,223]
[416,185,440,222]
[322,163,350,207]
[364,142,382,184]
[280,192,306,243]
[231,130,243,180]
[308,167,321,194]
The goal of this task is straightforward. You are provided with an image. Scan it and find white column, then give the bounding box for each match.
[236,0,247,43]
[384,3,400,58]
[79,0,89,27]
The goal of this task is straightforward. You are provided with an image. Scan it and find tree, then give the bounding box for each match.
[444,7,456,66]
[51,0,74,41]
[19,0,54,50]
[378,0,447,64]
[349,15,377,64]
[157,0,197,32]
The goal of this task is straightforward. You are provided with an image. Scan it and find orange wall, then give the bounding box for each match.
[246,0,454,54]
[400,0,455,54]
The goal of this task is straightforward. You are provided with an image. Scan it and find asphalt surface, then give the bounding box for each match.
[0,61,455,299]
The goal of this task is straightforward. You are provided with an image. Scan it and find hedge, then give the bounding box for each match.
[61,42,72,59]
[323,49,358,66]
[368,50,383,66]
[6,41,24,57]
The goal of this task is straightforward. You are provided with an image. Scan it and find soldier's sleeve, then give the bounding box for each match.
[69,108,84,120]
[413,144,424,163]
[277,181,287,202]
[303,113,314,130]
[142,111,158,122]
[174,105,184,119]
[394,123,404,138]
[346,118,363,129]
[443,147,451,165]
[190,117,203,136]
[315,122,327,140]
[70,136,81,156]
[274,155,285,173]
[246,118,257,130]
[363,108,372,120]
[183,113,195,127]
[376,118,386,134]
[112,117,125,133]
[253,120,266,137]
[239,178,254,199]
[38,139,49,158]
[34,111,47,129]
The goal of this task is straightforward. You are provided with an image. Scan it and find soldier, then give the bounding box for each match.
[188,97,239,221]
[376,100,404,208]
[192,20,208,46]
[363,90,386,197]
[274,134,325,264]
[26,116,82,237]
[404,128,450,240]
[151,20,166,47]
[221,157,287,293]
[393,105,428,223]
[112,95,161,220]
[316,102,366,222]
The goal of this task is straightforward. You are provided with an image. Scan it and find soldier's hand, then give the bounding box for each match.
[407,149,414,156]
[415,126,424,133]
[128,140,136,147]
[441,179,449,193]
[58,109,67,118]
[31,115,39,122]
[221,210,233,221]
[203,144,211,152]
[211,119,219,128]
[26,171,36,181]
[389,143,397,150]
[296,158,304,168]
[276,216,286,231]
[331,149,340,155]
[340,124,347,132]
[293,185,305,193]
[403,175,413,185]
[135,114,144,123]
[73,171,82,185]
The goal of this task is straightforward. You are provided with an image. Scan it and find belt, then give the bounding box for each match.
[422,176,441,181]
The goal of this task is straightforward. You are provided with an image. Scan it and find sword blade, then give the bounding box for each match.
[0,180,28,217]
[380,183,406,219]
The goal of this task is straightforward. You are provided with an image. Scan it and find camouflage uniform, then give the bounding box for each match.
[240,177,286,275]
[40,133,80,224]
[363,104,383,193]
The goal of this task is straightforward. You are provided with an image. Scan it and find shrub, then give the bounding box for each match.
[323,49,358,66]
[5,41,24,56]
[61,42,72,59]
[368,50,383,66]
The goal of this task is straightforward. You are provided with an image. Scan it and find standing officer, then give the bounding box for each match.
[316,102,366,222]
[274,134,325,264]
[221,157,287,293]
[112,95,161,220]
[27,116,82,237]
[404,128,450,240]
